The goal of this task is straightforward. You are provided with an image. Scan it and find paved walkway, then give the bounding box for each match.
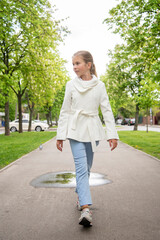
[0,138,160,240]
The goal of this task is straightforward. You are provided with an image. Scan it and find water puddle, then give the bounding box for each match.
[30,171,111,188]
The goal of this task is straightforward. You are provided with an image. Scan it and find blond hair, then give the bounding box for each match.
[73,50,97,77]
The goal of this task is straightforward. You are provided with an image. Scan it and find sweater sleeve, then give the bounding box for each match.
[56,81,72,140]
[99,83,119,140]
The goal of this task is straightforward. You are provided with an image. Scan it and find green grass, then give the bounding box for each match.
[118,131,160,160]
[0,131,56,169]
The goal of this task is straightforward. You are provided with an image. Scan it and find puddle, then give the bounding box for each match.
[30,171,111,188]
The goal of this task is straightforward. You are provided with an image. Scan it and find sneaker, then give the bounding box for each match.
[79,208,92,226]
[77,200,82,211]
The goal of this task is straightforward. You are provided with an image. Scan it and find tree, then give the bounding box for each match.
[104,0,160,84]
[101,44,160,130]
[24,49,69,129]
[100,46,134,119]
[103,0,160,129]
[0,0,68,135]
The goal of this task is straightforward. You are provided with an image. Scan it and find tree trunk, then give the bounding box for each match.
[46,112,50,126]
[49,106,52,127]
[146,107,149,133]
[18,94,23,133]
[55,114,58,126]
[15,102,18,119]
[5,100,10,136]
[28,102,34,132]
[146,116,148,133]
[3,47,10,135]
[28,110,32,132]
[134,104,139,131]
[37,113,39,120]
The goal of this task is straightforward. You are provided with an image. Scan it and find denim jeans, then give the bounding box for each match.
[69,139,99,207]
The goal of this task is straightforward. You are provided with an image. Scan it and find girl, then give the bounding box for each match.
[56,50,119,227]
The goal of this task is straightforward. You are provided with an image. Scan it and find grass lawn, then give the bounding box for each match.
[118,131,160,160]
[0,131,56,169]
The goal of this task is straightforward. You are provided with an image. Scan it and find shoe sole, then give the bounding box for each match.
[79,217,92,227]
[77,205,82,211]
[77,201,82,211]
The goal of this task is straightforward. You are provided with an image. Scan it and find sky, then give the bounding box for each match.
[50,0,122,78]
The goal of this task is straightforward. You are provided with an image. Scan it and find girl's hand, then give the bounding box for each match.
[56,140,63,152]
[108,139,118,151]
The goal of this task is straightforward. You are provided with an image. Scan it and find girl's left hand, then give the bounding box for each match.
[108,139,118,151]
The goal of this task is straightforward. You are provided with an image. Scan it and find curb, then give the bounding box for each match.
[120,141,160,163]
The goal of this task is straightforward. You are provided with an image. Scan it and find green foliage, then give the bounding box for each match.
[0,0,70,133]
[100,45,136,118]
[104,0,160,85]
[138,78,159,110]
[9,94,17,121]
[52,84,66,121]
[0,86,17,121]
[103,0,160,124]
[25,52,69,112]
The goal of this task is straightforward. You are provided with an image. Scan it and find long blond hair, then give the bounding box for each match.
[73,51,97,77]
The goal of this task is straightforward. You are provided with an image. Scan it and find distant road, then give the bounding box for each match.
[117,125,160,132]
[0,125,160,135]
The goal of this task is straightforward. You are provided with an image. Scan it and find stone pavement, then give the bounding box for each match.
[0,138,160,240]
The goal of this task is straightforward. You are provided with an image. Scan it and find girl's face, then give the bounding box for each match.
[72,56,92,80]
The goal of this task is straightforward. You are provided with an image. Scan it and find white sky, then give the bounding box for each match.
[50,0,122,78]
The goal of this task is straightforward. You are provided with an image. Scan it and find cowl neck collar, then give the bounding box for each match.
[73,75,99,93]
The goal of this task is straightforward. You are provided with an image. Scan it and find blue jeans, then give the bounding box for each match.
[69,139,99,207]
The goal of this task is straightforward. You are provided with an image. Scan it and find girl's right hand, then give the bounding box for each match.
[56,140,63,152]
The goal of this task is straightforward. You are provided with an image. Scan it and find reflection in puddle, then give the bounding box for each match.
[42,172,76,185]
[30,171,111,188]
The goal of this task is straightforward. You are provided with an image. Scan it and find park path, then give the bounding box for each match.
[0,138,160,240]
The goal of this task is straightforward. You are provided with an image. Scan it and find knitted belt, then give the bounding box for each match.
[70,109,98,152]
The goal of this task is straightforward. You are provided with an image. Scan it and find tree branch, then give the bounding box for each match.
[8,31,24,53]
[9,84,18,96]
[9,42,29,76]
[22,83,28,96]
